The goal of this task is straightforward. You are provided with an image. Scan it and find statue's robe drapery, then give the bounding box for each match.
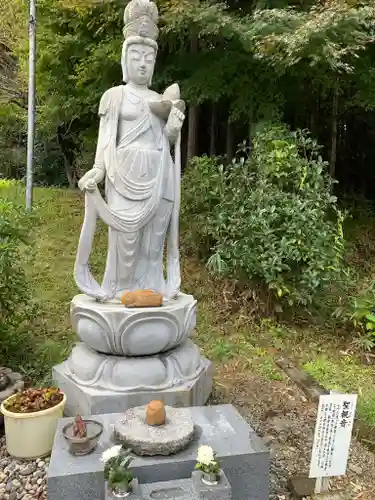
[74,86,180,301]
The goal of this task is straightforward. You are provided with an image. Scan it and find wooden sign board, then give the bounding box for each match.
[309,393,357,479]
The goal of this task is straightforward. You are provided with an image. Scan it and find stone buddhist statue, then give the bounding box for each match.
[53,0,213,415]
[76,0,185,302]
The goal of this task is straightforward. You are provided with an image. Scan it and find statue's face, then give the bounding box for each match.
[126,43,156,86]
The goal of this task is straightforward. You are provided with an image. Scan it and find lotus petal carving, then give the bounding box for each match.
[65,340,204,392]
[71,293,197,356]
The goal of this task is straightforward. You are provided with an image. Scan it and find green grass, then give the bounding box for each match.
[304,356,375,428]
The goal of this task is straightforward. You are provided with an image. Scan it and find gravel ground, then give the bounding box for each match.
[0,438,47,500]
[212,368,375,500]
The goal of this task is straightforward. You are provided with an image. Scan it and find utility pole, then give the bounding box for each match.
[26,0,36,212]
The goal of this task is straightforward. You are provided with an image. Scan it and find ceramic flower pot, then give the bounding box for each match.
[62,419,103,456]
[0,393,66,459]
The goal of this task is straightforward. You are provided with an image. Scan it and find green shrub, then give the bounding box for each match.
[334,283,375,351]
[181,123,346,307]
[0,197,34,367]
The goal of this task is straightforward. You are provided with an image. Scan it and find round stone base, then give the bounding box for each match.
[65,340,205,392]
[114,405,195,456]
[71,293,197,356]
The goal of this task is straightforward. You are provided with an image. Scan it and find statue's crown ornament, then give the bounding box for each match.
[123,0,159,42]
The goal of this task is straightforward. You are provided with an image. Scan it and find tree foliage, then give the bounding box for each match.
[0,0,27,105]
[1,0,375,187]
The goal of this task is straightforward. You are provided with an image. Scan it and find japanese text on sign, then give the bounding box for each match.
[309,393,357,478]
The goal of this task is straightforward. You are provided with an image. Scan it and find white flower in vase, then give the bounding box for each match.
[197,445,215,466]
[195,444,220,483]
[100,445,122,463]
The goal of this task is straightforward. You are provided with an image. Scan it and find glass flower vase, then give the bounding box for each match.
[108,483,132,498]
[201,471,219,486]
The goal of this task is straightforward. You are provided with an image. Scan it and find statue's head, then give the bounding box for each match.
[122,0,158,86]
[121,38,157,86]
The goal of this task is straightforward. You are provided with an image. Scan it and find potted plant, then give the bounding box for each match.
[101,445,138,498]
[62,413,103,456]
[195,445,221,485]
[0,387,66,459]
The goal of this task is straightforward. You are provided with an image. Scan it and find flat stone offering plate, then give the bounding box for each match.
[113,405,195,456]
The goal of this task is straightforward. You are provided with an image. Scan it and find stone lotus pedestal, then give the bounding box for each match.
[53,293,213,416]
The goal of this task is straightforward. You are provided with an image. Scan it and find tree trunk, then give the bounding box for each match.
[187,36,199,163]
[248,118,253,159]
[226,118,234,164]
[64,159,76,189]
[187,106,199,162]
[209,103,217,156]
[57,127,76,188]
[330,79,339,178]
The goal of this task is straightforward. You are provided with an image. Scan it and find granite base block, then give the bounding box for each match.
[192,470,232,500]
[52,358,213,416]
[47,404,269,500]
[141,478,199,500]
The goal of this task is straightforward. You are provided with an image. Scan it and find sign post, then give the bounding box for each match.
[309,393,357,494]
[26,0,36,212]
[314,477,330,494]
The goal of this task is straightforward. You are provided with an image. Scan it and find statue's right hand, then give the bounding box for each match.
[78,168,104,192]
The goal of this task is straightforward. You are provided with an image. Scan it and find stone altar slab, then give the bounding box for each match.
[47,404,269,500]
[52,356,213,416]
[139,473,232,500]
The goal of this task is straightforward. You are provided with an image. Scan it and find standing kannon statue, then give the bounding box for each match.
[54,0,212,412]
[75,0,185,302]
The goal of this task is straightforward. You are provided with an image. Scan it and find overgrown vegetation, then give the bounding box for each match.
[0,183,35,369]
[335,283,375,352]
[182,125,346,307]
[304,356,375,429]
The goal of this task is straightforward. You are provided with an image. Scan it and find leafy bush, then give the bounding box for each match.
[0,194,35,367]
[335,283,375,351]
[181,123,346,307]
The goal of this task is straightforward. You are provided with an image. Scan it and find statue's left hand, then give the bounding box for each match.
[78,167,105,192]
[165,106,185,142]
